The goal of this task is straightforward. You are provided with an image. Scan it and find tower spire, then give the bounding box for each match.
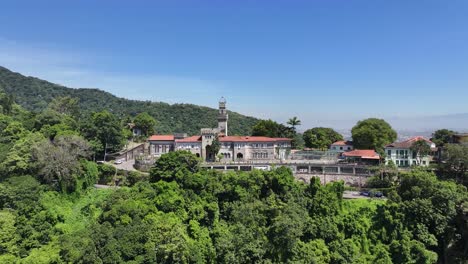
[218,97,228,136]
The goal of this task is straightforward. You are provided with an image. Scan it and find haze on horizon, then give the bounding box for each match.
[0,0,467,131]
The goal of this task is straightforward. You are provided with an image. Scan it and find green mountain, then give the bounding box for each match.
[0,66,259,135]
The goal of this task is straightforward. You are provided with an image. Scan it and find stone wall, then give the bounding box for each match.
[293,173,369,187]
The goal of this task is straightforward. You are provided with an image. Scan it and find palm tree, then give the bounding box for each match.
[287,116,301,131]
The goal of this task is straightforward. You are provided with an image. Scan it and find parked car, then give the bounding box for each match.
[114,159,123,164]
[374,191,383,198]
[360,191,370,197]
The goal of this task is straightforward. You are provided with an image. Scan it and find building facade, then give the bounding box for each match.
[330,140,354,153]
[342,149,380,165]
[174,136,291,162]
[385,136,437,167]
[148,98,292,162]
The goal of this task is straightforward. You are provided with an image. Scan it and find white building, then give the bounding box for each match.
[385,136,437,167]
[330,140,353,153]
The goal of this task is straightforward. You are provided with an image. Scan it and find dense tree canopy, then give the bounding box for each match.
[83,110,125,160]
[0,66,259,135]
[410,140,432,165]
[351,118,397,154]
[252,119,302,148]
[252,119,291,138]
[32,135,94,193]
[0,87,466,263]
[439,144,468,185]
[133,112,157,136]
[303,127,343,150]
[432,129,456,147]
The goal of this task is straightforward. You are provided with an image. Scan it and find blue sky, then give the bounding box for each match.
[1,0,467,130]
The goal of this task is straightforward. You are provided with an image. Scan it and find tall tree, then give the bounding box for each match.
[48,96,80,117]
[287,117,301,132]
[410,140,431,165]
[351,118,397,154]
[0,92,14,115]
[149,151,200,182]
[31,135,91,192]
[432,129,456,147]
[252,119,291,138]
[133,112,157,136]
[252,119,299,148]
[439,144,468,185]
[206,136,221,162]
[87,111,125,161]
[302,127,343,150]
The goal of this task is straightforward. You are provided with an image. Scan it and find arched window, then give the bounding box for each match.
[237,153,243,159]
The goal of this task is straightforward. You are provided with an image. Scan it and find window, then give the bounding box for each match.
[387,150,391,156]
[340,147,343,150]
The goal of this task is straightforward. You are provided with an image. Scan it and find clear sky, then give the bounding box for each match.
[1,0,467,130]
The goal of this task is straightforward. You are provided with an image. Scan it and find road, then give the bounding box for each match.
[110,159,137,171]
[343,191,368,199]
[343,191,387,200]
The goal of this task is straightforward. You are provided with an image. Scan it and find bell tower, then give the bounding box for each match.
[218,97,228,136]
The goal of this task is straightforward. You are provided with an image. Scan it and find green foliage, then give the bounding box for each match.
[287,116,301,132]
[133,112,157,136]
[206,136,221,161]
[149,151,201,182]
[432,129,456,147]
[351,118,397,153]
[0,66,258,135]
[303,127,344,149]
[252,119,292,138]
[0,91,465,263]
[31,135,92,193]
[252,119,300,148]
[0,209,19,258]
[0,91,14,115]
[410,139,432,165]
[0,131,45,176]
[83,110,125,159]
[48,96,80,117]
[439,144,468,185]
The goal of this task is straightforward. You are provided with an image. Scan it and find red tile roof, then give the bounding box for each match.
[386,136,434,149]
[342,149,380,160]
[148,135,175,141]
[175,136,202,143]
[219,136,291,142]
[331,140,353,146]
[156,135,292,143]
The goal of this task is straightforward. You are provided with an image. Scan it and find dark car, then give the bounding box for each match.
[360,191,370,197]
[374,191,383,198]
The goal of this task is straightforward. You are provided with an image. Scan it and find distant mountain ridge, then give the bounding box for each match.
[0,66,259,135]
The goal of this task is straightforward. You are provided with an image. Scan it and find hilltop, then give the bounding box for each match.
[0,66,259,135]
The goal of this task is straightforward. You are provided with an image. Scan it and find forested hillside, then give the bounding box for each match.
[0,66,258,135]
[0,88,467,263]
